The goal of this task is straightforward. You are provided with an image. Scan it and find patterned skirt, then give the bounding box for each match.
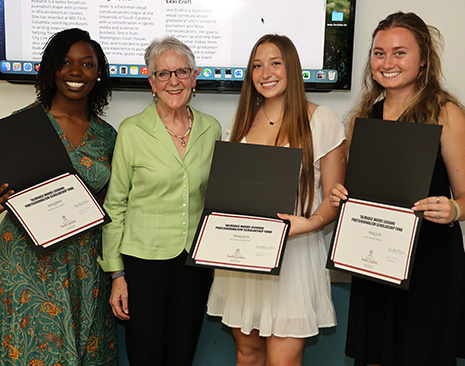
[0,214,117,365]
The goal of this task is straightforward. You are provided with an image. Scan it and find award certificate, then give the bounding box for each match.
[191,212,289,274]
[330,198,419,285]
[326,118,442,289]
[5,173,106,249]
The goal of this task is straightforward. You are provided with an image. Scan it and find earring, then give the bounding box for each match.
[256,92,262,106]
[192,87,196,97]
[152,92,157,99]
[418,65,425,79]
[97,77,101,82]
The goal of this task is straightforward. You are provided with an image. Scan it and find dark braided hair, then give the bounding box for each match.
[35,28,111,116]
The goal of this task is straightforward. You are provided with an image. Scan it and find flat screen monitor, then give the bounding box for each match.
[0,0,356,93]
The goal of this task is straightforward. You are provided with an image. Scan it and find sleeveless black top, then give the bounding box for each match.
[346,100,465,366]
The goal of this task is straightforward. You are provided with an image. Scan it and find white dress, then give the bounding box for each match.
[206,105,346,338]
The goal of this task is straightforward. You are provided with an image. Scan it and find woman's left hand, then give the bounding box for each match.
[412,196,455,224]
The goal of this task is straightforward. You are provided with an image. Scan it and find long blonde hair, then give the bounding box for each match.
[347,12,462,143]
[230,34,315,218]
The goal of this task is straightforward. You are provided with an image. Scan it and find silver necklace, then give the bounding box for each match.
[164,106,192,147]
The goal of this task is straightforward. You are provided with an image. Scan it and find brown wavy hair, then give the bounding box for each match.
[347,12,462,143]
[229,34,315,217]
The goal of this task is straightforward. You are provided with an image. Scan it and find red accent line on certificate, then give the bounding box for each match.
[195,259,273,271]
[274,226,287,267]
[40,218,105,247]
[349,198,413,214]
[193,214,211,259]
[5,202,41,244]
[404,216,418,279]
[331,198,416,282]
[331,200,348,261]
[74,175,105,215]
[8,173,71,198]
[192,212,287,270]
[6,172,106,247]
[333,261,403,283]
[211,212,283,223]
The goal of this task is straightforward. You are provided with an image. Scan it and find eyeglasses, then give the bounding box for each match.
[153,68,192,81]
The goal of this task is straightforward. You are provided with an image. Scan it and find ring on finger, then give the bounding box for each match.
[329,194,333,202]
[436,196,440,204]
[436,211,440,219]
[334,183,339,189]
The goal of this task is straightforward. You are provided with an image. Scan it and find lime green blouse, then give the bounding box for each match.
[98,102,221,272]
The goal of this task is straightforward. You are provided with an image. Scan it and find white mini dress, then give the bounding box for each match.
[207,105,346,338]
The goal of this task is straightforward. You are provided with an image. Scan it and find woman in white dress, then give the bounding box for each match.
[207,34,347,365]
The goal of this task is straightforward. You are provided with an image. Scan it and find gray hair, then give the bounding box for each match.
[144,37,196,76]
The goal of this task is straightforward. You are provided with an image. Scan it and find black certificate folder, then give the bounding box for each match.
[187,141,303,275]
[0,105,77,192]
[327,118,442,290]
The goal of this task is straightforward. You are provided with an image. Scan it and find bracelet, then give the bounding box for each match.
[111,270,125,280]
[311,213,325,226]
[450,199,461,222]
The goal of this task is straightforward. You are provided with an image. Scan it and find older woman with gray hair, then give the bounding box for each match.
[98,36,221,365]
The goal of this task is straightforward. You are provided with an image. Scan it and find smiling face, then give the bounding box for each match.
[54,41,100,103]
[371,27,425,97]
[149,49,197,113]
[252,42,287,102]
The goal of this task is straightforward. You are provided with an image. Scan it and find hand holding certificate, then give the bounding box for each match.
[331,198,418,285]
[5,173,106,249]
[327,118,442,289]
[0,105,110,253]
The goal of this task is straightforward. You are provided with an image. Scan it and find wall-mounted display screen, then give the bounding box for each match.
[0,0,356,92]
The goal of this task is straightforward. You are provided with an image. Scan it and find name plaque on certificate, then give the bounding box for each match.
[5,173,106,250]
[191,213,289,273]
[187,141,302,275]
[330,198,418,285]
[327,118,442,289]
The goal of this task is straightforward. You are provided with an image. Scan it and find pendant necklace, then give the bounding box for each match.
[164,106,193,147]
[262,106,279,125]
